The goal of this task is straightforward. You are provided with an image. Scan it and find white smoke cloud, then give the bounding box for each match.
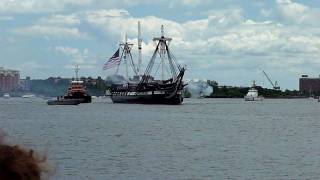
[185,79,213,98]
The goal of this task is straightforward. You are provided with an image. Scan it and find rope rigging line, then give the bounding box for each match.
[145,42,160,76]
[129,52,138,75]
[165,44,177,78]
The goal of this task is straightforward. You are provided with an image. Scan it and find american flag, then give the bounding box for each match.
[103,49,121,70]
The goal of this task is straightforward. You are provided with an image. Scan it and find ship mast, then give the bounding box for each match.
[140,25,179,83]
[160,25,165,80]
[117,34,138,78]
[125,34,129,78]
[75,65,79,81]
[138,21,142,75]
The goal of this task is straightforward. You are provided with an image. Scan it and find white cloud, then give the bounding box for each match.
[165,0,213,8]
[0,0,92,13]
[55,46,89,64]
[207,9,244,27]
[0,0,211,13]
[54,46,97,70]
[32,7,320,77]
[84,9,129,18]
[81,10,184,43]
[13,25,88,39]
[39,14,80,25]
[276,0,320,25]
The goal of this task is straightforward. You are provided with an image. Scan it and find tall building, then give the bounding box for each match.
[299,75,320,93]
[0,67,20,92]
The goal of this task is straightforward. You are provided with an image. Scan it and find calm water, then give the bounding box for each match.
[1,97,320,179]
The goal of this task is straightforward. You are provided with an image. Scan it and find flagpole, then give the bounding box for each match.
[115,48,124,75]
[125,34,129,79]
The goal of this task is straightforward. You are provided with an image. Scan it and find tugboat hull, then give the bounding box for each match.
[111,93,183,105]
[47,99,81,105]
[64,95,92,103]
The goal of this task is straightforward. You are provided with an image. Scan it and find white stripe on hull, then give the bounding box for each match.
[111,93,183,104]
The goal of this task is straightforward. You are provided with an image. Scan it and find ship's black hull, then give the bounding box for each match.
[110,67,186,105]
[111,93,183,105]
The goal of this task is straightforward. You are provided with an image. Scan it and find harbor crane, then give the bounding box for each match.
[262,70,280,90]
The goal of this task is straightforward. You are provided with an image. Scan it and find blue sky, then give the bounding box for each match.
[1,0,320,89]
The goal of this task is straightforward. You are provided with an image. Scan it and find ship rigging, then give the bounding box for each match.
[116,34,138,79]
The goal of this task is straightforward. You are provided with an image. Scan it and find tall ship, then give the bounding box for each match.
[105,23,186,105]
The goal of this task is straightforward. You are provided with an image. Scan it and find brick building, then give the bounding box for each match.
[299,75,320,93]
[0,67,20,92]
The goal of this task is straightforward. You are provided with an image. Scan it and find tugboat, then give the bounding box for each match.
[105,24,186,105]
[63,65,91,103]
[47,65,91,105]
[244,80,264,101]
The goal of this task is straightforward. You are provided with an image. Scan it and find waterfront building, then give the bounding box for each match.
[0,67,20,92]
[299,75,320,93]
[19,76,31,91]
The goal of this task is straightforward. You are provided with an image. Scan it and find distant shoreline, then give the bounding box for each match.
[187,96,312,99]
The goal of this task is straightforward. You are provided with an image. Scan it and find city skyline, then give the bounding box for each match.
[1,0,320,89]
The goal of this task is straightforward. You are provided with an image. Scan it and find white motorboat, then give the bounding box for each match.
[3,93,10,98]
[22,94,36,98]
[244,81,264,101]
